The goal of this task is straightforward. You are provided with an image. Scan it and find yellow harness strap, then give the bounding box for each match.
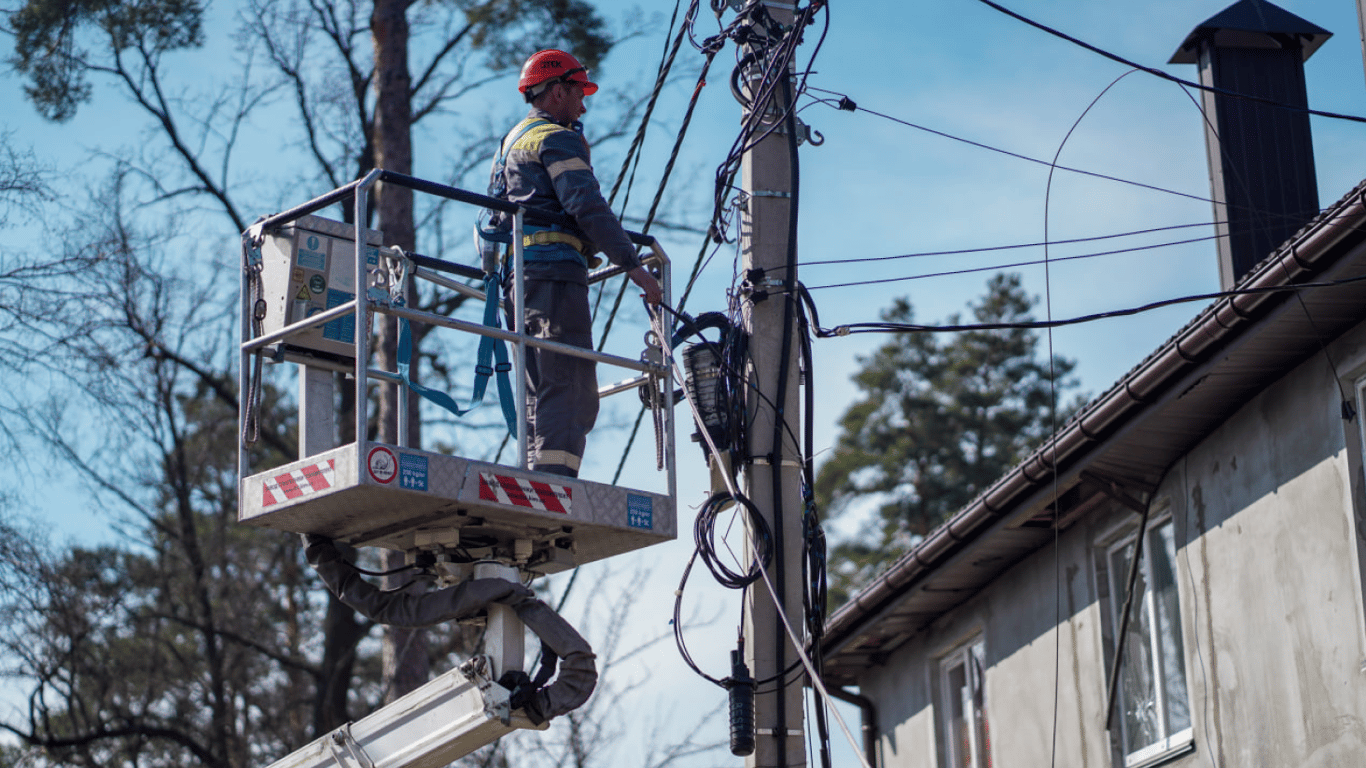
[523,230,603,268]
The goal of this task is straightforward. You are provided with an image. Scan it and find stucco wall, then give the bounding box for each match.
[856,326,1366,767]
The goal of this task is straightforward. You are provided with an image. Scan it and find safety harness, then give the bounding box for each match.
[474,117,601,274]
[380,245,517,436]
[396,278,518,436]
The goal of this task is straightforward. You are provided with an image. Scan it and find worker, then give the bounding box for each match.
[491,48,662,478]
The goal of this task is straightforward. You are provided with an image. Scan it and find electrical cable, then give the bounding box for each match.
[796,221,1222,267]
[795,288,832,768]
[1037,63,1136,768]
[972,0,1366,126]
[801,232,1227,290]
[806,86,1340,230]
[593,0,690,328]
[749,518,874,768]
[656,302,860,764]
[605,6,838,763]
[816,270,1366,336]
[695,491,774,588]
[598,43,720,351]
[707,0,824,242]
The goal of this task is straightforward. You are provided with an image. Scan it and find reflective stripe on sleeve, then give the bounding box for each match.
[546,157,591,178]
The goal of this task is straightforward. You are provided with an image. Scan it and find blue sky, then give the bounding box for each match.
[5,0,1366,764]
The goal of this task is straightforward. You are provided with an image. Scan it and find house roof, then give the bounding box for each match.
[819,179,1366,687]
[1169,0,1331,64]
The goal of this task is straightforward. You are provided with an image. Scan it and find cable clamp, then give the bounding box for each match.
[773,117,823,146]
[754,728,804,736]
[749,189,791,199]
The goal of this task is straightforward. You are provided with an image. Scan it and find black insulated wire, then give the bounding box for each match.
[820,272,1366,336]
[695,491,774,589]
[973,0,1366,125]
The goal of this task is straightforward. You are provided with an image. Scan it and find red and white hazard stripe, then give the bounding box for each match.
[262,459,336,507]
[477,471,572,515]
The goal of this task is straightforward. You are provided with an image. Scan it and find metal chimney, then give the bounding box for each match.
[1170,0,1331,290]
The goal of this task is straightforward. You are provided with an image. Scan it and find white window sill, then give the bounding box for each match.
[1125,729,1195,768]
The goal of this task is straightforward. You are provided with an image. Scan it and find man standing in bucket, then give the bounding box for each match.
[491,49,662,478]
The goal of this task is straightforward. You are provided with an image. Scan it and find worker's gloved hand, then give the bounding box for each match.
[301,533,343,566]
[628,265,663,306]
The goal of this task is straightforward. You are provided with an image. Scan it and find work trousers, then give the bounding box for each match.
[507,276,598,477]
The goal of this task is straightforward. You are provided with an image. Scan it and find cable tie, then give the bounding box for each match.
[833,325,850,336]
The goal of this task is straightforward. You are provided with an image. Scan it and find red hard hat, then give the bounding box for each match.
[518,49,599,96]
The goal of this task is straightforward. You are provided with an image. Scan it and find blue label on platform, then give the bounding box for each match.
[627,493,653,530]
[399,453,428,491]
[322,288,355,342]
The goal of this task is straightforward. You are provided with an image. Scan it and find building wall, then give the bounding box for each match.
[857,324,1366,767]
[1176,334,1366,767]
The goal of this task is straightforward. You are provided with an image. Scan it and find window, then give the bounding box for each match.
[1106,517,1192,766]
[940,639,991,768]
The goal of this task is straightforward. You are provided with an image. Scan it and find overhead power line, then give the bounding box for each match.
[803,231,1223,290]
[973,0,1366,125]
[798,221,1219,267]
[817,271,1366,336]
[808,88,1357,234]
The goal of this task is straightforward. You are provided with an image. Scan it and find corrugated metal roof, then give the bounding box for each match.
[820,180,1366,687]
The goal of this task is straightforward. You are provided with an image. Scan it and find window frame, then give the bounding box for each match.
[1099,511,1193,768]
[937,636,991,768]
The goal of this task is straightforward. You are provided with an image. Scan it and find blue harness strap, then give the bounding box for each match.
[397,279,518,436]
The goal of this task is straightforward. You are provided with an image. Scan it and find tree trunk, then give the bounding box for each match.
[371,0,429,701]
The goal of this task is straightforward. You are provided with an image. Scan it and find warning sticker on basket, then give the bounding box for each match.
[626,493,653,530]
[262,459,336,507]
[477,472,571,515]
[368,446,397,484]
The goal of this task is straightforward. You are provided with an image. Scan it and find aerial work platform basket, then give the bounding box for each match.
[237,169,677,572]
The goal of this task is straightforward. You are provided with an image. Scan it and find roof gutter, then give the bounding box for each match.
[822,184,1366,655]
[827,686,878,768]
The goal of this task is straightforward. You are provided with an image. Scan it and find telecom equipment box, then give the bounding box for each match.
[258,214,381,361]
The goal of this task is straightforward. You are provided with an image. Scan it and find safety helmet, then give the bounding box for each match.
[518,49,599,100]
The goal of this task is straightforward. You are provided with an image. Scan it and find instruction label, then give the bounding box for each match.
[322,288,355,342]
[399,453,428,491]
[626,494,653,530]
[296,233,326,271]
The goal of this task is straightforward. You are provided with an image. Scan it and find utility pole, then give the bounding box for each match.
[737,1,806,766]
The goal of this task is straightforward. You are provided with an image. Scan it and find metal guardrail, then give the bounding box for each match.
[238,170,675,503]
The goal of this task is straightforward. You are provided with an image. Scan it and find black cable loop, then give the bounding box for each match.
[695,491,774,589]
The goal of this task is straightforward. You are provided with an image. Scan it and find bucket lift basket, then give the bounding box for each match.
[237,170,676,572]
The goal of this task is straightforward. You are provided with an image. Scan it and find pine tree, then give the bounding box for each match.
[815,273,1082,603]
